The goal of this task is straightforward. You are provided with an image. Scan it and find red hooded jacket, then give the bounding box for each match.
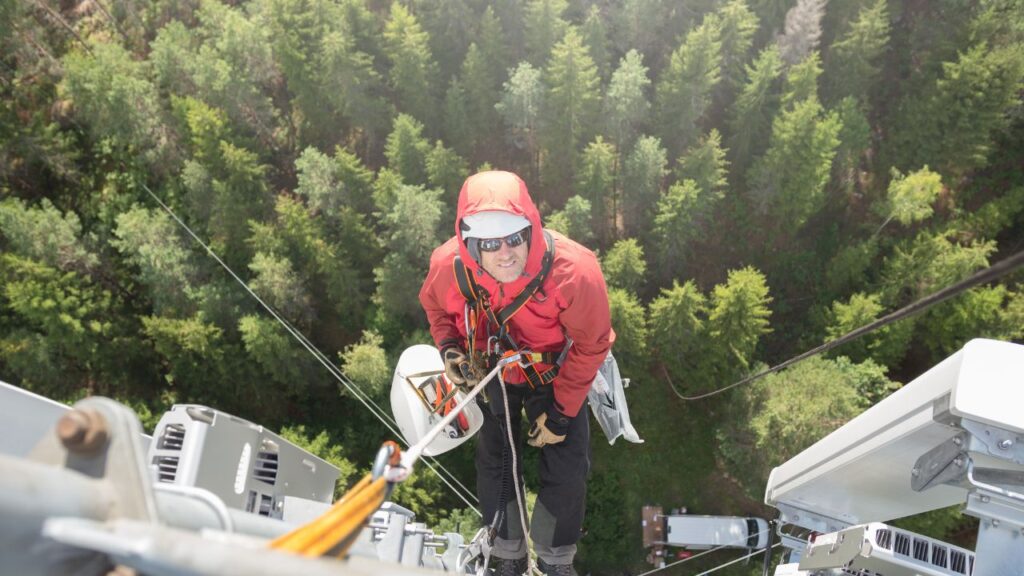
[419,171,614,418]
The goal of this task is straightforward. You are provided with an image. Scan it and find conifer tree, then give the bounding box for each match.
[426,141,470,205]
[747,97,842,235]
[383,3,438,124]
[715,0,760,89]
[605,49,651,152]
[607,287,648,370]
[889,44,1024,179]
[384,114,431,185]
[461,43,502,159]
[497,62,545,180]
[676,129,729,200]
[655,15,723,156]
[729,46,784,172]
[524,0,569,66]
[373,184,444,335]
[825,0,890,104]
[781,52,822,110]
[581,5,611,80]
[541,28,601,195]
[602,238,647,294]
[648,280,707,380]
[545,195,593,244]
[443,77,473,157]
[706,267,772,372]
[412,0,474,83]
[575,136,618,245]
[620,135,667,240]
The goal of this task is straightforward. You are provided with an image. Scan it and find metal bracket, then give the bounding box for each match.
[911,432,970,492]
[775,502,851,536]
[961,419,1024,465]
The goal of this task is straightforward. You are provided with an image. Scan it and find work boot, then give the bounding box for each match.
[490,556,528,576]
[537,557,578,576]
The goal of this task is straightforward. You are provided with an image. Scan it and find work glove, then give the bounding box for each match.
[441,346,476,390]
[527,408,570,448]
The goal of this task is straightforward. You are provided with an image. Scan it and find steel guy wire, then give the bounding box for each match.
[140,182,481,514]
[665,248,1024,401]
[634,524,776,576]
[695,543,781,576]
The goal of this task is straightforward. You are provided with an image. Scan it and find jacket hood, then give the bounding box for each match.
[455,171,546,295]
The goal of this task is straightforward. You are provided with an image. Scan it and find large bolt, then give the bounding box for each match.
[997,439,1013,450]
[57,409,109,454]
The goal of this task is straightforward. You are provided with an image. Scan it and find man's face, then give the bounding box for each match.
[479,234,529,283]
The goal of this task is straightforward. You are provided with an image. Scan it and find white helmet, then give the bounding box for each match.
[389,345,484,456]
[461,210,530,239]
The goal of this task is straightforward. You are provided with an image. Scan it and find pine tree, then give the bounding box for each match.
[605,49,651,152]
[655,15,723,156]
[728,46,783,173]
[425,141,470,205]
[373,184,445,334]
[443,77,473,157]
[889,44,1024,179]
[412,0,474,83]
[648,280,707,380]
[60,42,168,166]
[383,2,439,124]
[581,5,611,80]
[825,0,890,104]
[384,114,431,185]
[602,238,647,294]
[676,129,729,201]
[747,97,842,235]
[620,135,667,240]
[249,252,313,329]
[718,356,895,498]
[781,52,822,110]
[652,180,702,280]
[541,28,601,195]
[874,167,943,236]
[575,136,618,245]
[497,61,545,181]
[461,43,502,159]
[607,287,648,370]
[524,0,569,66]
[706,266,772,371]
[545,195,593,244]
[715,0,760,89]
[824,292,914,368]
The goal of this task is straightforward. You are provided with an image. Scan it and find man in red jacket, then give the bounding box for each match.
[419,171,613,576]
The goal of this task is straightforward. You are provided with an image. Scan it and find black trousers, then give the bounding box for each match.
[476,378,591,549]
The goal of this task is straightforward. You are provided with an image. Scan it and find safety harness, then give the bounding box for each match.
[451,230,572,390]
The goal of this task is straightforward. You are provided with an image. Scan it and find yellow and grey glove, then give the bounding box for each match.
[441,346,475,390]
[527,409,569,448]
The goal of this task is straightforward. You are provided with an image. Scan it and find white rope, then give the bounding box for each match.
[635,524,776,576]
[498,369,538,576]
[142,183,480,513]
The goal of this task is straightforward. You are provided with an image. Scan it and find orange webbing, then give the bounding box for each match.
[269,471,388,557]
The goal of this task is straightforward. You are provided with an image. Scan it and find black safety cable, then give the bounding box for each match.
[666,248,1024,401]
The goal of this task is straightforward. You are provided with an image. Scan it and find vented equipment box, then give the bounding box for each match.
[148,405,339,519]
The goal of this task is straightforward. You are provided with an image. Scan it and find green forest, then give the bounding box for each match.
[2,0,1023,573]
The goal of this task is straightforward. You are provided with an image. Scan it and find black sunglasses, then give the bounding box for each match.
[478,228,530,252]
